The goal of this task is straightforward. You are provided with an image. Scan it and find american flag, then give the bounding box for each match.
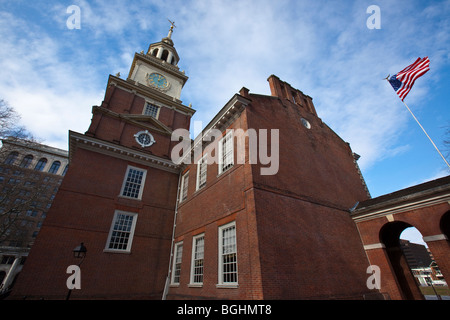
[388,57,430,101]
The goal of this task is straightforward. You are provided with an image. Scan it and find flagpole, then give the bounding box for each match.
[395,91,450,169]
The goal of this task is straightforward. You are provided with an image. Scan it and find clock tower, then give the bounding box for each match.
[127,21,187,101]
[10,24,195,299]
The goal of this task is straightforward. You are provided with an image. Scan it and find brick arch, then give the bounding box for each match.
[379,221,424,300]
[440,210,450,239]
[351,175,450,299]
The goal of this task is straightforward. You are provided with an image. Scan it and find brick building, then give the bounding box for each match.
[0,138,68,295]
[8,25,449,300]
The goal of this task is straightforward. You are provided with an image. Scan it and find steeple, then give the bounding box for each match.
[166,19,175,40]
[127,20,188,101]
[146,19,179,66]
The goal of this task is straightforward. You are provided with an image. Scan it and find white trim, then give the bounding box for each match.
[363,243,386,250]
[69,131,179,173]
[352,193,450,222]
[119,165,147,200]
[218,221,238,286]
[104,210,138,253]
[423,234,448,242]
[178,94,251,164]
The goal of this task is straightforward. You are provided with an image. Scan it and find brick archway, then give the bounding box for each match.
[440,211,450,239]
[351,176,450,300]
[379,221,424,300]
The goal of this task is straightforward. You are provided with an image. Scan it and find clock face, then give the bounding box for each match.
[134,130,155,148]
[147,73,169,90]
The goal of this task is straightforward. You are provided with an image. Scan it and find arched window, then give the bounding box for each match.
[62,164,69,176]
[171,56,176,65]
[34,158,47,171]
[161,49,169,62]
[5,151,19,165]
[48,161,61,174]
[152,48,159,57]
[19,154,34,168]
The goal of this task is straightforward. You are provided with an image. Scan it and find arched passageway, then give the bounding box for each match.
[379,221,424,300]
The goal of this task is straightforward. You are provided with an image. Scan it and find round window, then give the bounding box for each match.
[301,118,311,129]
[134,130,155,148]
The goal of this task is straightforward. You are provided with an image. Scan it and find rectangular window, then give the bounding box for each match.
[120,166,147,200]
[196,155,207,190]
[105,211,138,252]
[172,242,183,285]
[218,222,238,285]
[144,103,160,118]
[180,172,189,202]
[219,130,234,175]
[190,234,205,285]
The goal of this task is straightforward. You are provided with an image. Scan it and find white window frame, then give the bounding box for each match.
[104,210,138,253]
[218,130,234,175]
[218,221,238,287]
[190,233,205,286]
[143,102,160,119]
[196,155,207,190]
[119,165,147,200]
[180,171,189,203]
[171,241,183,285]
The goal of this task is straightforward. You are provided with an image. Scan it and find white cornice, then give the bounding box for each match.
[351,193,450,222]
[178,94,251,164]
[69,131,179,174]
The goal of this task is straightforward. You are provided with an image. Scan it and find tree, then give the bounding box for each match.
[0,99,34,141]
[0,99,44,246]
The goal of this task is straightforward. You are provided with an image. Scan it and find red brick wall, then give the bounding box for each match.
[10,147,178,299]
[168,83,374,299]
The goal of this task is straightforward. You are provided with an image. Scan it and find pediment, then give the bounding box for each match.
[92,106,173,136]
[121,114,173,136]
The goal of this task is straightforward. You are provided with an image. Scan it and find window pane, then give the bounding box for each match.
[121,167,145,199]
[48,161,61,174]
[107,212,135,251]
[144,103,159,118]
[173,243,183,284]
[221,131,234,173]
[192,235,204,284]
[19,155,33,168]
[220,223,237,284]
[34,158,47,171]
[180,173,189,202]
[197,156,207,189]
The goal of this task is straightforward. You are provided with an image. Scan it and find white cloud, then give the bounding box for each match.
[0,11,103,150]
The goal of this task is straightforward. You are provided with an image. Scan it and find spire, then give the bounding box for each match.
[145,20,180,66]
[167,19,176,39]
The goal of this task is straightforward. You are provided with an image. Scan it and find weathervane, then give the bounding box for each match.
[167,19,176,39]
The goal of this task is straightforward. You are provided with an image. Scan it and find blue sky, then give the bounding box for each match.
[1,1,449,244]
